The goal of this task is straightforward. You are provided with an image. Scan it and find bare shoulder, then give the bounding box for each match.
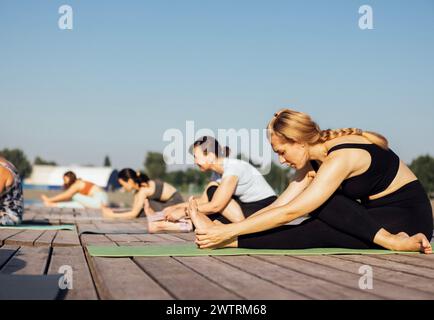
[137,186,151,197]
[72,180,85,190]
[0,166,12,180]
[324,146,371,179]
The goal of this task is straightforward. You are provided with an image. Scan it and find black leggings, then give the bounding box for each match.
[206,186,277,224]
[238,180,433,249]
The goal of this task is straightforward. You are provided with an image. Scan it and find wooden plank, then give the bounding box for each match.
[21,211,36,221]
[92,221,118,231]
[1,246,50,275]
[106,234,143,244]
[85,208,102,217]
[0,229,24,245]
[171,233,195,242]
[259,255,434,300]
[340,255,434,280]
[4,230,45,246]
[175,256,304,300]
[134,257,240,300]
[156,234,186,243]
[53,230,80,247]
[126,221,148,231]
[48,246,98,300]
[80,234,114,246]
[299,255,434,296]
[34,230,58,247]
[0,245,19,268]
[218,255,377,300]
[76,222,99,235]
[45,208,62,225]
[132,234,174,243]
[60,213,76,224]
[86,255,173,300]
[371,254,434,269]
[93,221,145,234]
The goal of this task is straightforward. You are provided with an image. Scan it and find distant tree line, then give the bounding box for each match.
[1,148,433,197]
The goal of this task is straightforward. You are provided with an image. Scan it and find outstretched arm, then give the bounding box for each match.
[247,162,315,219]
[196,154,352,247]
[101,189,146,220]
[43,182,81,203]
[196,176,238,214]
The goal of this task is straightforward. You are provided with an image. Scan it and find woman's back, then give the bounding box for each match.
[310,135,418,201]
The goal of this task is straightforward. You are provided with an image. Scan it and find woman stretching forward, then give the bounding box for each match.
[189,109,433,254]
[101,169,190,233]
[42,171,108,209]
[164,136,278,227]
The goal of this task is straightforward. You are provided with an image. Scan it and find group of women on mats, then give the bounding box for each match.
[1,109,432,254]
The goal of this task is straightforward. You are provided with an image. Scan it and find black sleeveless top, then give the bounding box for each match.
[148,179,164,201]
[310,143,400,202]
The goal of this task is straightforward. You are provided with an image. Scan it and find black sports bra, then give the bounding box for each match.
[148,179,164,201]
[310,143,400,202]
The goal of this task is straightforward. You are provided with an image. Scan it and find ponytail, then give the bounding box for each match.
[118,168,150,186]
[269,109,389,150]
[190,136,231,158]
[319,128,388,149]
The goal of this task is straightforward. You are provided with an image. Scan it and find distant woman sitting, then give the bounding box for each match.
[101,169,190,233]
[41,171,108,209]
[0,157,23,225]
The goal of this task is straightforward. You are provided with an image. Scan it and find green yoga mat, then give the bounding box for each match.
[0,224,76,231]
[87,243,428,257]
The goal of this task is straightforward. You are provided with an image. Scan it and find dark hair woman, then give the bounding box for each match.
[101,168,190,233]
[167,136,278,226]
[41,171,108,209]
[190,109,432,254]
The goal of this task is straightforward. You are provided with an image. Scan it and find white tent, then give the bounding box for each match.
[25,165,116,189]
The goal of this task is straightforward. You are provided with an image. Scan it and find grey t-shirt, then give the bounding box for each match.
[222,158,276,203]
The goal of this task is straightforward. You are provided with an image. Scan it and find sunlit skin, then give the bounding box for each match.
[41,176,102,207]
[162,147,247,224]
[0,158,15,215]
[189,133,432,254]
[100,177,192,233]
[0,159,14,196]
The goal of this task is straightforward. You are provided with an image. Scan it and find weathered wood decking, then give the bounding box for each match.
[0,206,433,300]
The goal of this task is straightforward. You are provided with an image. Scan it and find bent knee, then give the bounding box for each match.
[206,185,219,202]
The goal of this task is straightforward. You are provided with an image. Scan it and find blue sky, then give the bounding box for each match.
[1,0,433,170]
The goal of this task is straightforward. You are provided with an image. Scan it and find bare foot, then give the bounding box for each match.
[147,221,161,234]
[390,233,432,254]
[188,196,214,230]
[147,220,193,234]
[178,219,193,233]
[397,232,410,240]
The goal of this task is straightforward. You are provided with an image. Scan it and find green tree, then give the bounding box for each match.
[264,162,292,194]
[34,156,57,166]
[104,155,112,167]
[409,155,434,195]
[144,152,167,179]
[0,148,32,178]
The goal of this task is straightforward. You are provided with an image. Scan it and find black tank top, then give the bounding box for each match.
[148,179,164,201]
[310,143,400,202]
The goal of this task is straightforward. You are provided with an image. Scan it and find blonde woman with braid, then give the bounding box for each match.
[188,109,433,254]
